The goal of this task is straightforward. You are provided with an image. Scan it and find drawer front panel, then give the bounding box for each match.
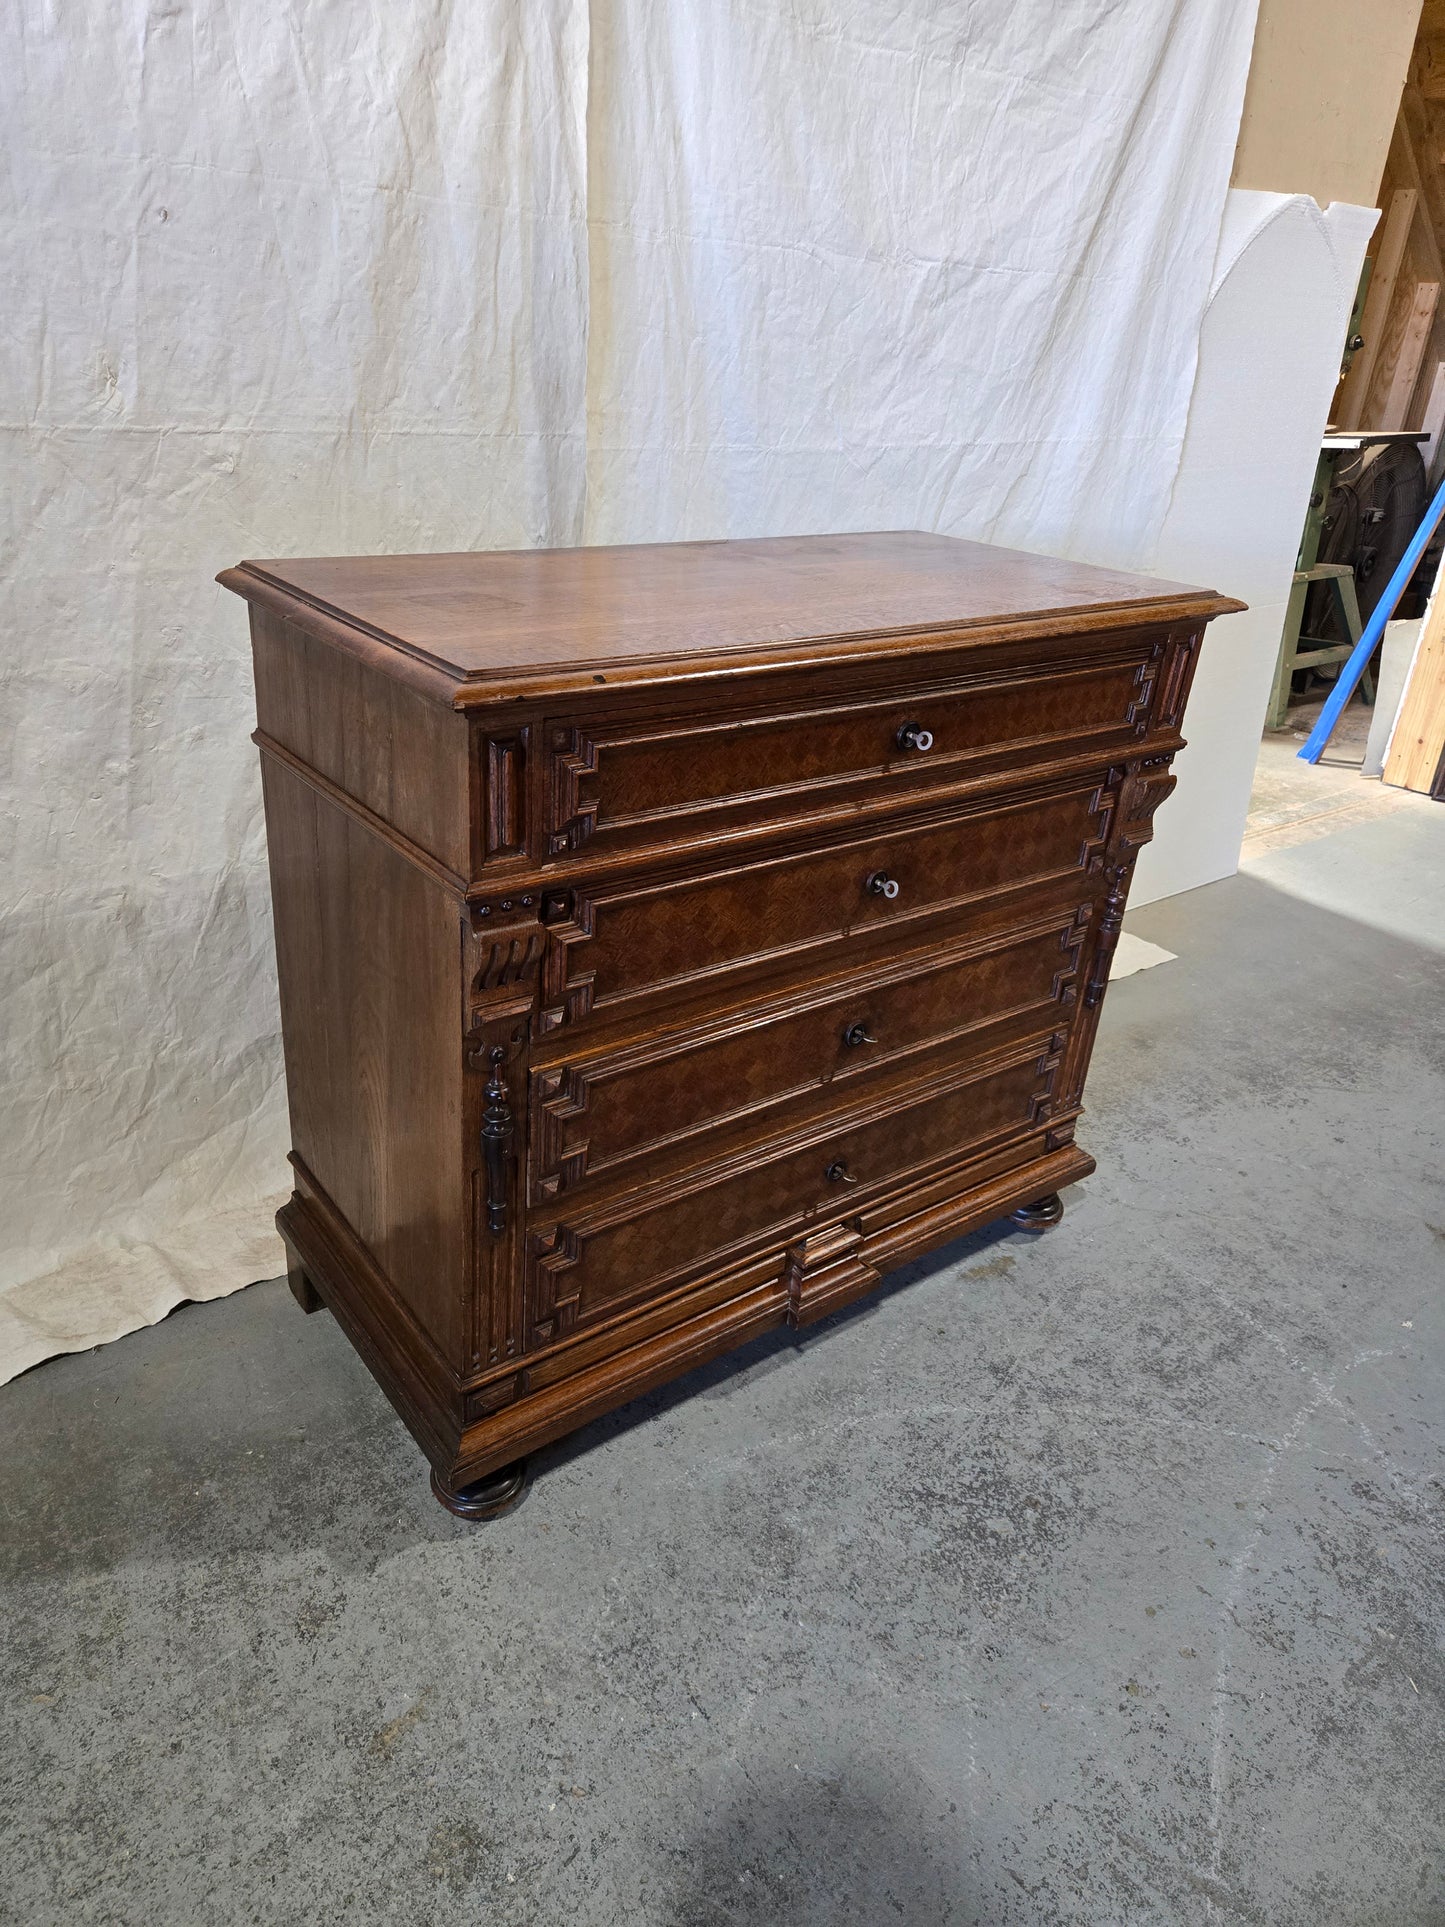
[540,775,1111,1029]
[543,639,1160,858]
[526,1032,1062,1343]
[529,908,1087,1201]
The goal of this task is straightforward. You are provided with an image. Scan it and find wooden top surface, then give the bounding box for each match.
[220,531,1241,705]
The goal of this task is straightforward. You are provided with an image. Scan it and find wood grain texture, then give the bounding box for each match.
[526,1030,1065,1343]
[260,757,469,1367]
[1375,278,1440,429]
[527,908,1087,1203]
[251,607,471,871]
[1420,359,1445,481]
[1337,187,1419,430]
[1384,580,1445,790]
[540,635,1162,862]
[225,537,1237,1499]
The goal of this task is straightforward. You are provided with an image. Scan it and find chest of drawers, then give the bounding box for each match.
[221,532,1240,1518]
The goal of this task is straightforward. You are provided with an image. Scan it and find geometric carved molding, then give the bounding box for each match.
[784,1221,880,1327]
[526,1221,583,1345]
[546,723,601,856]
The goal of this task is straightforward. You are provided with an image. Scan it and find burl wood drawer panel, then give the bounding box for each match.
[541,637,1161,859]
[527,907,1086,1203]
[539,773,1110,1030]
[526,1030,1063,1343]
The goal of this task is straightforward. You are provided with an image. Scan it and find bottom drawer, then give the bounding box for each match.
[525,1028,1064,1344]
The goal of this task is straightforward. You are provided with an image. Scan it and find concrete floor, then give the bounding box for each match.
[3,757,1443,1926]
[1245,688,1437,862]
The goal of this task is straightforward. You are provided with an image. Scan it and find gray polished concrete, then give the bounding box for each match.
[3,805,1443,1925]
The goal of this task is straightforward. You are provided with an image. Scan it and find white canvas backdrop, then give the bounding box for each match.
[0,0,1260,1381]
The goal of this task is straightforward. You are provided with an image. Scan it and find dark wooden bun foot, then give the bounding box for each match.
[1010,1192,1064,1231]
[286,1265,324,1314]
[430,1460,530,1521]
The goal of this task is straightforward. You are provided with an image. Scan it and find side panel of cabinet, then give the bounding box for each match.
[260,757,470,1371]
[251,607,472,878]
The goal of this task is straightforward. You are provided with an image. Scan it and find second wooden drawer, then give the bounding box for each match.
[537,771,1111,1030]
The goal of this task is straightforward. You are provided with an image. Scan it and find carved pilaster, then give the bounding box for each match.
[462,907,543,1373]
[1154,628,1203,733]
[1084,865,1130,1010]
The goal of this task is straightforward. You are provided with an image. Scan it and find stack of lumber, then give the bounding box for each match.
[1333,30,1445,465]
[1383,580,1445,795]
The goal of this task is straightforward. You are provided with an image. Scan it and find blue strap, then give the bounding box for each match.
[1298,469,1445,763]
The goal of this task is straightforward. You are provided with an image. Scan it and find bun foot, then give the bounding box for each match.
[430,1460,530,1521]
[286,1264,324,1314]
[1011,1192,1064,1231]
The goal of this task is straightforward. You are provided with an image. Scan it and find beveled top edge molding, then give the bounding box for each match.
[219,555,1243,712]
[218,564,467,704]
[449,595,1243,707]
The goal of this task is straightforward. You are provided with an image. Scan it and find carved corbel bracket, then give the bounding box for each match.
[1115,753,1178,859]
[1081,752,1179,1009]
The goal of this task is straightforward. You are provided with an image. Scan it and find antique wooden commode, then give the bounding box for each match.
[221,533,1240,1517]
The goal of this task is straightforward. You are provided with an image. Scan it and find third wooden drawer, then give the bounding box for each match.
[528,900,1089,1205]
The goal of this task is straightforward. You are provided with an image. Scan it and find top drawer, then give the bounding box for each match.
[541,632,1166,862]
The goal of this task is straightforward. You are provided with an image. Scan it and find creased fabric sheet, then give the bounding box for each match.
[0,2,592,1380]
[1,0,1259,1383]
[583,0,1260,565]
